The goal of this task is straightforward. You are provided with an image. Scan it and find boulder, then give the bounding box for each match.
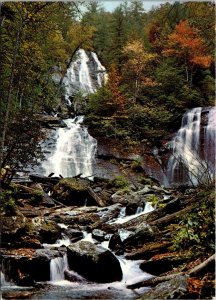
[92,229,108,242]
[66,229,84,243]
[52,178,105,206]
[125,203,139,216]
[123,225,156,250]
[52,178,89,206]
[140,275,188,299]
[1,214,41,248]
[1,249,66,285]
[67,241,122,283]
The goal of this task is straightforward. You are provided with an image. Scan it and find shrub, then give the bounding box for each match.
[4,198,17,215]
[172,188,215,256]
[109,175,129,188]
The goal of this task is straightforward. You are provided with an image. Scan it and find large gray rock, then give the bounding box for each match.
[67,241,122,283]
[141,275,188,299]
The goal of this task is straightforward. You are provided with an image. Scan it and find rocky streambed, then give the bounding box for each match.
[1,175,215,299]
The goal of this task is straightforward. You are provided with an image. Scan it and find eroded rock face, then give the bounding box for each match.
[67,241,122,283]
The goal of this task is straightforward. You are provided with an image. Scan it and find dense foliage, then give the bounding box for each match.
[0,2,93,171]
[0,1,214,168]
[83,1,215,145]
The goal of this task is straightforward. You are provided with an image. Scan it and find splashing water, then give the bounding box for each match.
[50,255,69,282]
[41,116,97,179]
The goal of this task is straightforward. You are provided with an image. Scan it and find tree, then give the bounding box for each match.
[0,2,84,176]
[122,39,156,102]
[107,64,125,112]
[163,20,212,84]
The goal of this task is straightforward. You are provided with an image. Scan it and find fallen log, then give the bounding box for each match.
[125,241,172,260]
[87,187,106,207]
[14,183,41,194]
[188,254,215,276]
[127,273,183,289]
[149,205,194,228]
[29,174,60,184]
[127,254,215,290]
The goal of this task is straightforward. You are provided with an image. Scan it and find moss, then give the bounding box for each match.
[4,198,17,216]
[57,178,87,192]
[109,176,129,188]
[139,176,153,186]
[30,190,43,205]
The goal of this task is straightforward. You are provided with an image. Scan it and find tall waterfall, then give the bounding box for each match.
[167,107,216,185]
[33,50,106,178]
[41,116,97,179]
[63,49,107,105]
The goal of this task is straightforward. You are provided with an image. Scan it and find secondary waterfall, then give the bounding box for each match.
[50,255,69,282]
[41,116,97,178]
[63,49,107,105]
[167,107,216,185]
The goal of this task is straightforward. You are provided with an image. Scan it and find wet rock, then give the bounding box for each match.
[64,269,85,282]
[123,225,156,250]
[108,233,123,251]
[2,291,35,299]
[66,229,84,243]
[125,203,139,216]
[141,275,188,299]
[93,187,102,193]
[67,241,122,283]
[39,220,61,244]
[92,229,108,242]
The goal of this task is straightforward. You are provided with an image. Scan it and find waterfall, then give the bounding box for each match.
[110,202,154,225]
[41,116,97,179]
[167,107,216,185]
[50,255,68,282]
[63,49,107,105]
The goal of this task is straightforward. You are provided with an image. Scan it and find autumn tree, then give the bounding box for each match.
[0,2,84,174]
[107,64,125,113]
[122,39,156,102]
[163,20,212,85]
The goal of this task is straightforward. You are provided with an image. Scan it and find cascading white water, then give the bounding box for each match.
[167,107,216,185]
[50,255,69,282]
[117,257,152,286]
[204,107,216,173]
[41,116,97,179]
[110,202,154,225]
[1,271,6,286]
[63,49,107,105]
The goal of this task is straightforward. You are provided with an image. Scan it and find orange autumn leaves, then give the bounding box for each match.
[163,20,212,69]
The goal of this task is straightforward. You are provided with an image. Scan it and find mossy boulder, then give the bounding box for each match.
[52,178,93,206]
[67,241,122,283]
[141,275,188,299]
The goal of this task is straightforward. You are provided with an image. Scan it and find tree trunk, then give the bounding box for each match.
[188,254,215,276]
[127,273,184,289]
[0,7,22,175]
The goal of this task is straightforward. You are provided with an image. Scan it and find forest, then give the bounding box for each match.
[0,1,215,170]
[0,1,215,299]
